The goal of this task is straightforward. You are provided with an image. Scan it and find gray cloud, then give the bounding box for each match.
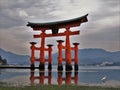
[81,26,120,41]
[84,0,119,22]
[0,0,119,55]
[0,0,58,29]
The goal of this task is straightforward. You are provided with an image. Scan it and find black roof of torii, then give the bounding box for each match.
[27,14,88,34]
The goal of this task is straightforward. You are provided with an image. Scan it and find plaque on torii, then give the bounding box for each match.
[27,14,88,71]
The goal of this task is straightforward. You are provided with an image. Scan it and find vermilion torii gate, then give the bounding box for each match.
[27,14,88,71]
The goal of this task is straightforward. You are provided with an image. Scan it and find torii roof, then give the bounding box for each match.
[27,14,88,34]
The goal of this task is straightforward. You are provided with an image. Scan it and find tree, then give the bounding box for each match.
[0,56,2,60]
[0,55,7,65]
[2,59,7,65]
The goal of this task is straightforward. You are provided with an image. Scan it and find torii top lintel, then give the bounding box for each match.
[27,14,88,34]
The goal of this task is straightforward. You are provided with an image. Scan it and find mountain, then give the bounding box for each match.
[52,48,120,66]
[79,49,120,65]
[0,48,30,65]
[0,48,120,66]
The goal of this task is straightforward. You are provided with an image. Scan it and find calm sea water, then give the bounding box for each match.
[0,66,120,86]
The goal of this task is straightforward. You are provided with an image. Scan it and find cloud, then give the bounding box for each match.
[48,0,101,20]
[0,26,33,55]
[0,0,119,55]
[0,8,26,28]
[18,9,28,18]
[0,0,60,28]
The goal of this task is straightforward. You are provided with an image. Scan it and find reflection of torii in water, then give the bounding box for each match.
[30,70,52,85]
[57,71,78,85]
[30,70,78,85]
[27,14,88,71]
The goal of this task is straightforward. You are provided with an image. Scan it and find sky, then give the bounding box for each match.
[0,0,120,55]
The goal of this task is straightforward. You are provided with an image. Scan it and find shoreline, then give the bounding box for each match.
[0,84,119,90]
[1,76,120,88]
[0,65,39,69]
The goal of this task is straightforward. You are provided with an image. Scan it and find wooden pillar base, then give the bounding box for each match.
[74,64,79,71]
[57,65,63,71]
[39,64,45,70]
[30,64,35,70]
[66,64,72,71]
[48,63,52,70]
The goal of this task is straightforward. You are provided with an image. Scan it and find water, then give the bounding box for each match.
[0,66,120,86]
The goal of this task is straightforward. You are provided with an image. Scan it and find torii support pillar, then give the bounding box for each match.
[57,40,64,71]
[47,44,53,70]
[30,42,37,70]
[73,43,79,71]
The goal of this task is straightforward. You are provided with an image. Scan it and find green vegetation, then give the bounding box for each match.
[0,56,7,65]
[0,84,119,90]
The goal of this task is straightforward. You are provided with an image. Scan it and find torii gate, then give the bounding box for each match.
[27,14,88,71]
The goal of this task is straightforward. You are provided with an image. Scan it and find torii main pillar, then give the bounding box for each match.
[65,27,72,70]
